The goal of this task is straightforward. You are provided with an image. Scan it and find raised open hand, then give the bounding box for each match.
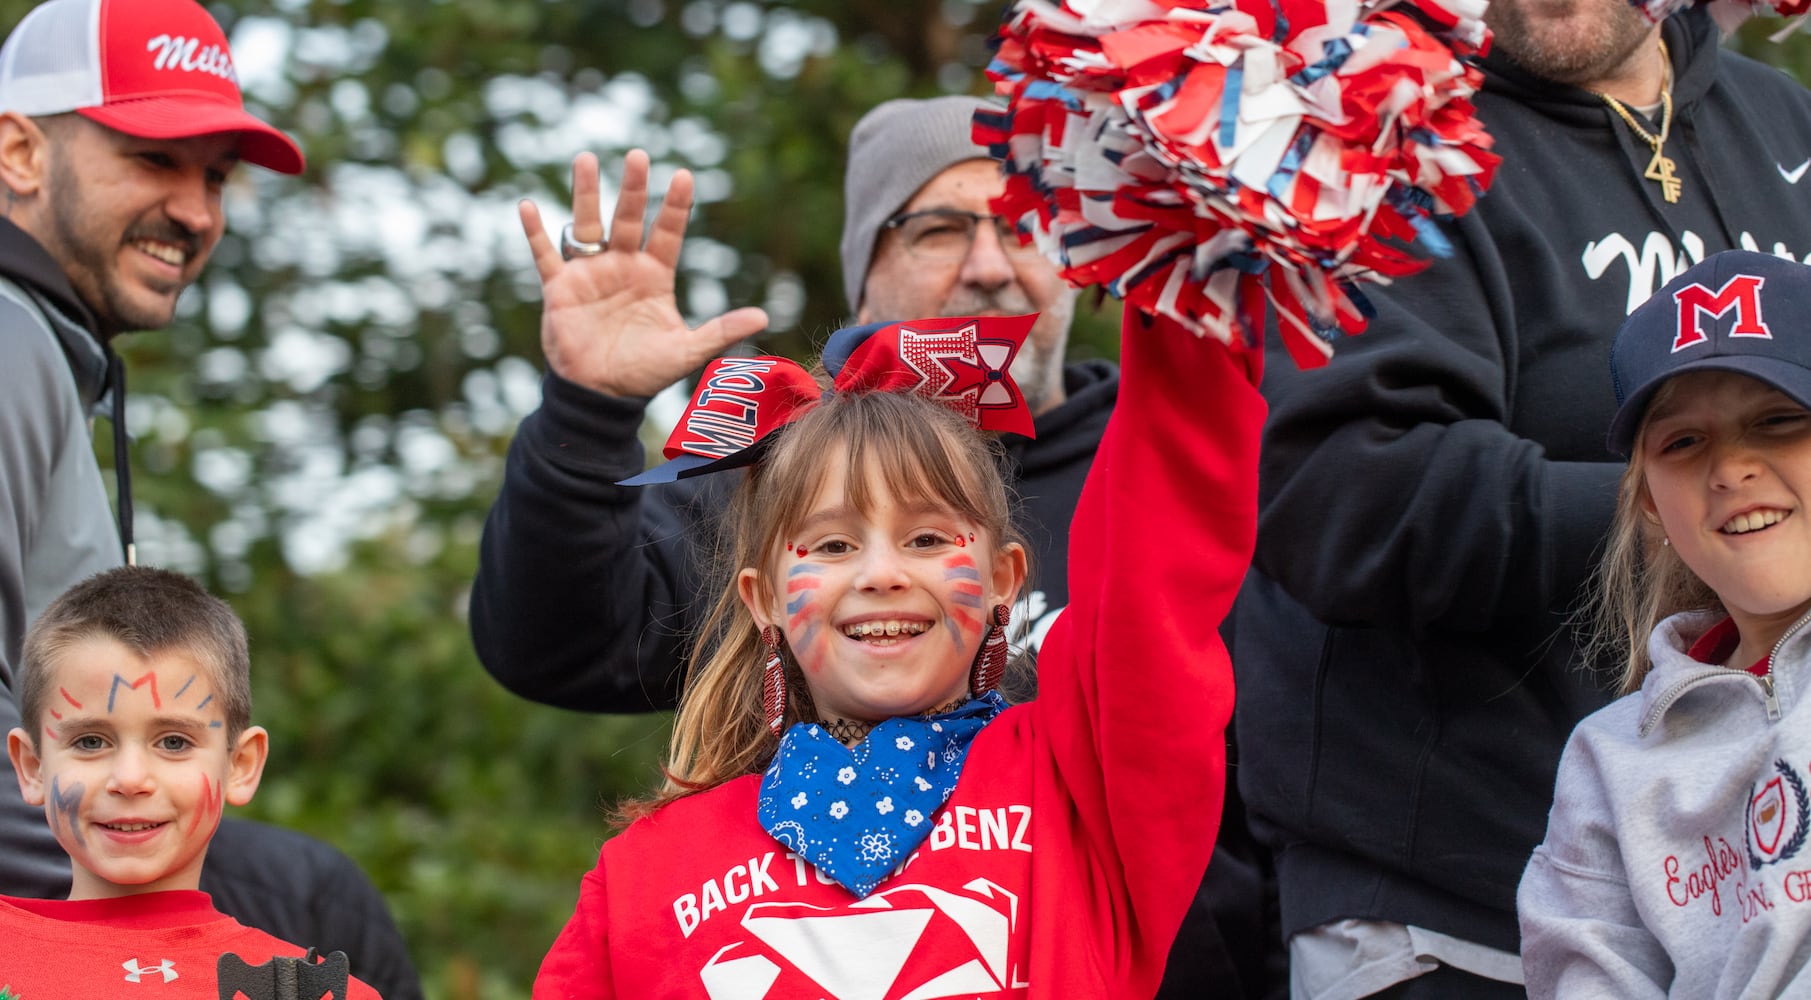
[519,150,770,399]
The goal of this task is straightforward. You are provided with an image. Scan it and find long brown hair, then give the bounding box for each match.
[617,387,1026,823]
[1581,380,1721,694]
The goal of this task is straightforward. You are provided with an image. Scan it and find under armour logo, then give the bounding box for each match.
[122,959,179,984]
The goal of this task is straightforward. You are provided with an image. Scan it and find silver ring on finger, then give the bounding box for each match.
[560,223,606,260]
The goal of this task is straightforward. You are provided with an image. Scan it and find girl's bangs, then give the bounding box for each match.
[764,393,1001,540]
[845,417,992,524]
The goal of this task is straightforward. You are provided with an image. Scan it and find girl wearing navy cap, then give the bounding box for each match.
[1520,250,1811,997]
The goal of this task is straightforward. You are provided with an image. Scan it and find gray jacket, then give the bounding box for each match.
[0,218,119,896]
[1519,607,1811,998]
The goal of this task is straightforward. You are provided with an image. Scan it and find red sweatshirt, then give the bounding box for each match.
[0,890,382,998]
[535,318,1264,999]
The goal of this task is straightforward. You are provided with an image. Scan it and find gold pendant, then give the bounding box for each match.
[1645,148,1682,204]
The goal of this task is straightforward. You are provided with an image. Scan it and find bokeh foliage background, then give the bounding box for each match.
[0,0,1804,994]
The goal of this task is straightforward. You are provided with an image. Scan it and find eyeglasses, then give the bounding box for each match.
[881,209,1042,260]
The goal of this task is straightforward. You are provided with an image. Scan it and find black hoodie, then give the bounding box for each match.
[470,357,1118,711]
[1235,10,1811,953]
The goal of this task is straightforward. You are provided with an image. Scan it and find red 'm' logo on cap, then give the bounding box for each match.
[1673,274,1772,353]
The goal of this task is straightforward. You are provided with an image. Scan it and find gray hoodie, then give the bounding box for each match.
[1519,607,1811,998]
[0,218,120,898]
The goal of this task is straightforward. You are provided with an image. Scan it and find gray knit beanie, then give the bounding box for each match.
[840,95,999,314]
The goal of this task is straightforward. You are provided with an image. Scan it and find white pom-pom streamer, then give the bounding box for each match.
[976,0,1499,365]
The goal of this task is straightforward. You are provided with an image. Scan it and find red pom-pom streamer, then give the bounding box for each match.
[1625,0,1809,36]
[976,0,1500,366]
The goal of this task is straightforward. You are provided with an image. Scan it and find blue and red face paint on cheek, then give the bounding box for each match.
[943,554,984,651]
[190,775,223,836]
[49,775,84,847]
[785,562,828,668]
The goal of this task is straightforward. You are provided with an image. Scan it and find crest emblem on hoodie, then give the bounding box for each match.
[1748,760,1810,870]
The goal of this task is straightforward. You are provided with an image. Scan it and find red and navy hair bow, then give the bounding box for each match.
[620,314,1038,486]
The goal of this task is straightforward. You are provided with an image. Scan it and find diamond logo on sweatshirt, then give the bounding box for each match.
[697,879,1025,998]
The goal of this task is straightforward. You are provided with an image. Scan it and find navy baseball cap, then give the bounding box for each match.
[1607,250,1811,456]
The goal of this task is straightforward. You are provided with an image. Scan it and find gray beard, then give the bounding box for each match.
[935,290,1072,417]
[1009,337,1060,416]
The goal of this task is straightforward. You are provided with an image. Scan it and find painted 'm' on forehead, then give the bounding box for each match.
[38,652,228,737]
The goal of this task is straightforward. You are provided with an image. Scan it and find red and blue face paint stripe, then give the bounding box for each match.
[943,556,984,651]
[786,563,826,652]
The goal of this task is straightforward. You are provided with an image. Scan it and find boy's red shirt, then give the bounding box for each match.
[534,317,1265,1000]
[0,890,383,998]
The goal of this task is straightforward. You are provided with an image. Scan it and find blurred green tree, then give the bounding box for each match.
[0,1,1104,995]
[0,0,1803,994]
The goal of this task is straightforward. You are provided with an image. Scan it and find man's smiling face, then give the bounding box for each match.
[33,115,239,337]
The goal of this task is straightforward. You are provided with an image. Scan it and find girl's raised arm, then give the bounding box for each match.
[1027,314,1264,989]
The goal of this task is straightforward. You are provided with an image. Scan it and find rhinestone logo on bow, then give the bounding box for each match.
[897,323,1025,428]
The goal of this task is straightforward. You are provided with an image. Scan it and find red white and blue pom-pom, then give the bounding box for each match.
[1625,0,1809,36]
[975,0,1500,367]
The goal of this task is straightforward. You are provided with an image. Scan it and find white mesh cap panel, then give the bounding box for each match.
[0,0,104,116]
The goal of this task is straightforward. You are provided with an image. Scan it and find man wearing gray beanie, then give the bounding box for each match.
[840,95,1075,416]
[471,97,1279,998]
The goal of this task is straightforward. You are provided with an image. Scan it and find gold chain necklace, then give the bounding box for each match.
[1597,39,1680,204]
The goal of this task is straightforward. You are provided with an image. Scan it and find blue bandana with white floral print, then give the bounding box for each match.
[756,692,1006,898]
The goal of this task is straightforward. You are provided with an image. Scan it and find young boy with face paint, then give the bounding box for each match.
[0,566,382,998]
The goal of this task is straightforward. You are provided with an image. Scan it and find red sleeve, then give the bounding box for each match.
[533,860,616,1000]
[1032,313,1264,988]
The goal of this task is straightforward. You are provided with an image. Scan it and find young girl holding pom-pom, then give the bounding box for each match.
[519,153,1264,1000]
[1519,250,1811,997]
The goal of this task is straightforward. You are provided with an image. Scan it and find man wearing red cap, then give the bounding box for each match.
[0,1,417,996]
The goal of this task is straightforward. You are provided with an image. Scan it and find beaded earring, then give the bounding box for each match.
[761,626,787,736]
[970,604,1011,697]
